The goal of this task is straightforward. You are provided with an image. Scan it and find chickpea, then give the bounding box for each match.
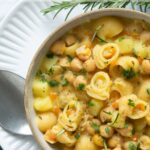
[117,123,133,137]
[100,125,114,138]
[51,40,66,55]
[141,59,150,74]
[59,57,70,68]
[108,135,122,148]
[83,58,96,72]
[139,135,150,150]
[86,119,101,135]
[100,107,114,123]
[140,31,150,45]
[70,58,83,72]
[65,34,77,46]
[73,75,87,89]
[92,134,104,147]
[123,141,137,150]
[64,71,75,84]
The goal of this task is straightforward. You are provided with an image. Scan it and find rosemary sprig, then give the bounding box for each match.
[41,0,150,20]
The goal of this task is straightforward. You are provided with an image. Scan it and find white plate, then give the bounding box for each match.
[0,0,148,149]
[0,0,83,149]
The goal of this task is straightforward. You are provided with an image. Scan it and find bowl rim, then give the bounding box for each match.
[24,8,150,150]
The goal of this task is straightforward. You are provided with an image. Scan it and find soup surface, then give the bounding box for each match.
[32,16,150,150]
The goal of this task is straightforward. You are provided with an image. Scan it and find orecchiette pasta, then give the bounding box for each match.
[86,71,111,100]
[32,16,150,149]
[93,43,120,69]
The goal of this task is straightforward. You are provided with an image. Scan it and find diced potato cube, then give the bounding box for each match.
[32,79,50,97]
[34,96,53,112]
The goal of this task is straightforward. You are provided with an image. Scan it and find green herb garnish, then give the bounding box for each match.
[103,139,108,150]
[118,36,125,41]
[128,142,137,150]
[91,25,103,42]
[77,83,85,90]
[48,66,54,75]
[61,78,69,86]
[91,123,99,132]
[46,53,54,58]
[128,99,135,107]
[146,88,150,95]
[75,133,80,139]
[96,36,108,44]
[49,80,59,87]
[124,123,129,128]
[103,111,112,115]
[111,112,119,125]
[87,101,94,107]
[67,55,73,62]
[122,68,137,79]
[105,127,110,134]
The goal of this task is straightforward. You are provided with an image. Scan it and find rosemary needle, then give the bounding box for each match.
[41,0,150,20]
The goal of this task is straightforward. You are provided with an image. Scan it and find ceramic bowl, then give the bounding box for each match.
[24,8,150,150]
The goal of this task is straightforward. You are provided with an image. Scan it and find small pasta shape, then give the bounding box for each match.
[58,100,83,131]
[34,97,53,112]
[86,71,112,100]
[118,94,149,119]
[117,56,139,72]
[110,78,133,98]
[32,79,50,97]
[93,43,120,69]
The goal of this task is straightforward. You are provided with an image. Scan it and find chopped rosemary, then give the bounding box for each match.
[124,123,129,128]
[96,36,108,44]
[105,127,110,134]
[75,133,80,139]
[77,83,85,90]
[118,36,125,42]
[103,111,112,115]
[122,68,137,79]
[146,88,150,95]
[49,80,59,87]
[128,142,137,150]
[46,53,54,58]
[91,123,100,132]
[57,129,65,136]
[111,112,119,125]
[67,55,73,62]
[128,99,135,107]
[91,25,103,42]
[61,78,69,86]
[103,139,108,150]
[87,101,95,107]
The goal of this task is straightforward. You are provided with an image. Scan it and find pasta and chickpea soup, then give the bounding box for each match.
[32,16,150,150]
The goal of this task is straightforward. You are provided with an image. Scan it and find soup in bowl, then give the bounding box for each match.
[25,9,150,150]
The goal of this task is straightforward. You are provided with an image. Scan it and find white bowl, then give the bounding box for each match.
[24,8,150,150]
